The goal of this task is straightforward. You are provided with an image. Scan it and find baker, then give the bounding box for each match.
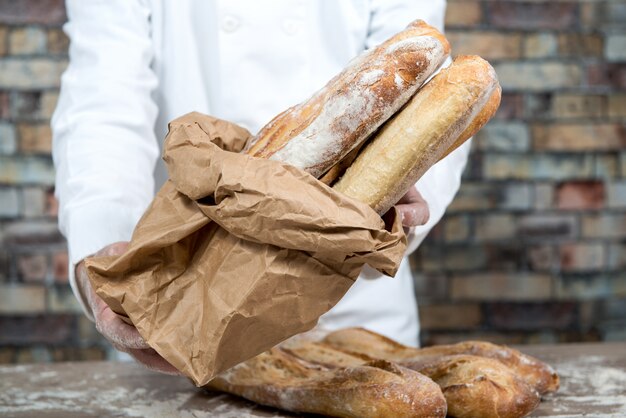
[52,0,470,374]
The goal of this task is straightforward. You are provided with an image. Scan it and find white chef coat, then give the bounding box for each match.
[52,0,470,347]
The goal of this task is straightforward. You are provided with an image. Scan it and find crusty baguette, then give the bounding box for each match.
[245,20,450,178]
[321,328,559,395]
[207,347,447,418]
[333,55,501,215]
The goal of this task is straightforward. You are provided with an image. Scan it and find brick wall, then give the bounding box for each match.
[414,0,626,346]
[0,1,624,364]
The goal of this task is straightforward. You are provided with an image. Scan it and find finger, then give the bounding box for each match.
[396,202,430,227]
[97,306,151,350]
[397,186,425,205]
[128,348,182,375]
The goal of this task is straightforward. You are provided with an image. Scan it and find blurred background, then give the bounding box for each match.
[0,0,624,364]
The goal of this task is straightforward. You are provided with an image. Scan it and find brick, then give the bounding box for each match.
[608,243,626,270]
[523,33,558,58]
[4,220,62,245]
[8,27,46,55]
[0,90,9,118]
[533,124,626,152]
[45,187,58,217]
[582,213,626,239]
[475,121,530,152]
[450,272,552,301]
[485,244,525,270]
[494,93,523,120]
[0,285,45,313]
[603,297,626,321]
[556,274,626,300]
[40,91,58,119]
[607,181,626,209]
[496,62,582,91]
[17,253,48,283]
[450,183,531,212]
[0,0,66,26]
[444,246,486,271]
[556,181,605,210]
[0,58,67,89]
[445,0,483,27]
[0,156,55,185]
[533,183,554,210]
[11,91,41,120]
[0,25,6,56]
[608,94,626,118]
[47,285,82,313]
[78,315,106,343]
[53,250,68,283]
[560,242,606,272]
[518,214,578,241]
[528,245,556,271]
[525,93,551,119]
[46,28,68,54]
[411,271,448,301]
[622,152,626,178]
[594,154,619,179]
[419,304,482,330]
[448,31,522,60]
[443,214,470,242]
[416,245,445,273]
[22,186,46,217]
[486,302,577,331]
[0,121,17,154]
[51,347,107,362]
[552,94,605,119]
[558,33,604,58]
[0,187,19,217]
[606,34,626,62]
[18,123,52,154]
[0,348,15,363]
[484,154,594,180]
[586,63,626,89]
[488,2,578,30]
[474,214,516,241]
[0,315,75,345]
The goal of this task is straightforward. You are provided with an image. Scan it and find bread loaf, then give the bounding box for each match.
[245,20,450,178]
[332,55,501,215]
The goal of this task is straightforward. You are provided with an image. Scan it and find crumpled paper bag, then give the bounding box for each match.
[86,112,407,386]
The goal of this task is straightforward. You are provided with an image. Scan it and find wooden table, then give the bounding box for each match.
[1,343,625,417]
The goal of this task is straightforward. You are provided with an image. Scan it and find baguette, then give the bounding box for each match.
[333,55,501,215]
[245,20,450,178]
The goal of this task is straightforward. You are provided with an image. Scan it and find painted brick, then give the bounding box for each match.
[419,304,482,330]
[451,183,531,212]
[0,122,17,154]
[622,152,626,178]
[495,62,582,91]
[556,274,626,300]
[18,123,52,154]
[495,93,524,120]
[0,285,45,313]
[484,154,595,180]
[4,220,62,245]
[17,253,48,283]
[533,124,626,152]
[582,213,626,239]
[533,183,554,210]
[443,214,470,242]
[444,246,486,271]
[450,272,552,301]
[552,94,605,119]
[53,250,68,283]
[0,91,9,118]
[607,182,626,209]
[556,181,605,210]
[448,31,522,60]
[485,302,577,330]
[445,0,483,27]
[0,156,55,185]
[523,33,558,58]
[0,0,66,25]
[40,91,58,119]
[525,93,551,119]
[608,94,626,118]
[46,28,68,54]
[0,25,6,56]
[518,214,578,241]
[411,271,447,301]
[22,186,46,218]
[606,34,626,62]
[488,2,578,30]
[485,244,526,270]
[47,285,82,313]
[0,58,67,89]
[586,63,626,89]
[608,243,626,270]
[560,242,606,272]
[594,154,620,179]
[558,33,604,58]
[11,91,41,120]
[8,27,46,55]
[528,245,556,271]
[474,214,516,241]
[475,121,530,152]
[0,187,19,217]
[0,315,75,345]
[46,188,58,217]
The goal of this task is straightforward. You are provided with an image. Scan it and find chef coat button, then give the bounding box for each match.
[282,18,299,35]
[221,15,240,33]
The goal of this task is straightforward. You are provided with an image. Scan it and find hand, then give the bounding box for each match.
[395,186,429,228]
[76,242,180,375]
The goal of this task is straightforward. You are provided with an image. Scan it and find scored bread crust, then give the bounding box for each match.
[332,55,501,215]
[245,20,451,178]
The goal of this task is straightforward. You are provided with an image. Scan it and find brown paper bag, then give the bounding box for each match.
[86,112,406,386]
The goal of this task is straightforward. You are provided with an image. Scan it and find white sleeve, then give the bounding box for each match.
[51,0,160,319]
[366,0,470,256]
